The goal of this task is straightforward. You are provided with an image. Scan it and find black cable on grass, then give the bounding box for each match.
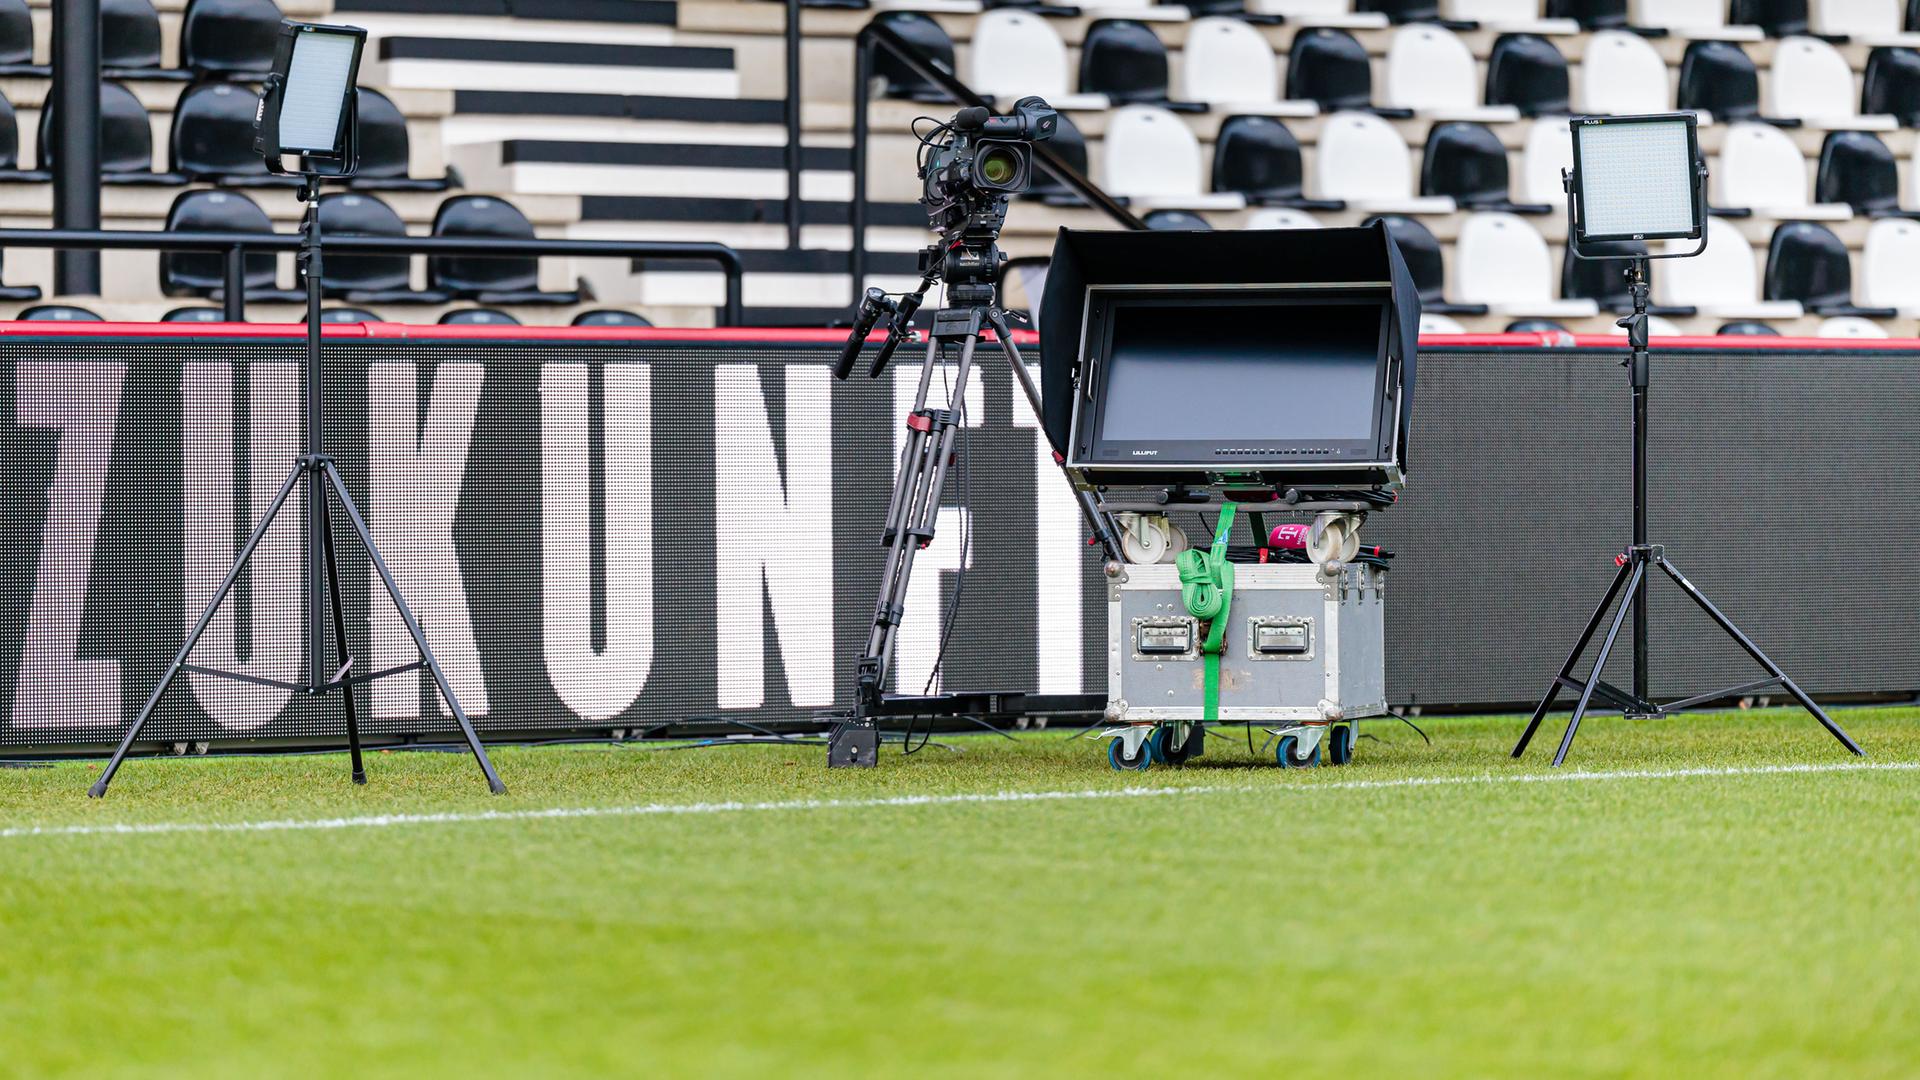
[1378,710,1432,746]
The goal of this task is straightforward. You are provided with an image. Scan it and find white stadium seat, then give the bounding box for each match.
[1245,207,1321,229]
[1860,218,1920,315]
[1809,0,1920,42]
[1419,312,1468,334]
[1178,17,1293,111]
[1454,211,1600,317]
[1627,0,1763,39]
[1653,217,1804,320]
[1311,111,1456,213]
[1440,0,1579,33]
[1382,25,1521,121]
[1714,122,1852,220]
[1518,118,1573,208]
[1579,30,1671,115]
[1767,36,1898,129]
[1099,105,1246,209]
[968,11,1109,111]
[1244,0,1389,29]
[1817,315,1891,337]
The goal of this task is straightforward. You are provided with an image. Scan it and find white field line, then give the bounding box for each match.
[4,759,1916,842]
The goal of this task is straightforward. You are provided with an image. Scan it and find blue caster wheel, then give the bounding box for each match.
[1276,734,1320,769]
[1109,737,1152,771]
[1149,725,1194,766]
[1327,724,1354,766]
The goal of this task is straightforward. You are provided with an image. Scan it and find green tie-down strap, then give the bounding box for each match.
[1176,504,1237,722]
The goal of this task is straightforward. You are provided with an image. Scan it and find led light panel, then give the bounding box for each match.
[1571,116,1701,242]
[278,29,361,153]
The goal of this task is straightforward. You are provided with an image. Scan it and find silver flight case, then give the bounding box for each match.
[1108,560,1387,728]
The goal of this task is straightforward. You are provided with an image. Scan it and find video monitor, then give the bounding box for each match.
[1066,289,1399,487]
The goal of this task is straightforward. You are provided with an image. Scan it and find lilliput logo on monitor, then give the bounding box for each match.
[1132,449,1159,457]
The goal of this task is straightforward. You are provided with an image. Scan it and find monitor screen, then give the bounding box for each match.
[1092,299,1384,449]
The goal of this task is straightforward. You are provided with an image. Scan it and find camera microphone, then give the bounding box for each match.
[835,287,891,381]
[954,106,990,130]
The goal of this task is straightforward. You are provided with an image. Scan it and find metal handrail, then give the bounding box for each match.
[0,227,748,326]
[849,18,1146,305]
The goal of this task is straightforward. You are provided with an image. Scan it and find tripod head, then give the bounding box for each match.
[834,98,1056,380]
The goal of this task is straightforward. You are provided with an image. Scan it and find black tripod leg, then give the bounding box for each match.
[318,483,365,784]
[1552,560,1645,768]
[1657,556,1864,757]
[90,460,307,798]
[1514,558,1634,758]
[321,462,507,794]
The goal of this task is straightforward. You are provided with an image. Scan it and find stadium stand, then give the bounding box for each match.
[0,0,1903,336]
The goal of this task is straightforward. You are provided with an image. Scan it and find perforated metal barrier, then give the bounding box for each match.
[2,328,1915,752]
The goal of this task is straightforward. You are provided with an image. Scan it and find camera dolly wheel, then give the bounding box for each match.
[1109,737,1152,772]
[1327,723,1355,766]
[1276,733,1321,769]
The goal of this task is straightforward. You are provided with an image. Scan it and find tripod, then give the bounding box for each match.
[89,174,506,797]
[1511,259,1863,767]
[826,266,1118,767]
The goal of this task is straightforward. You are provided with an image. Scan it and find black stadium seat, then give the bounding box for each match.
[103,0,187,80]
[318,193,450,304]
[1211,115,1334,207]
[1143,209,1211,230]
[0,92,48,182]
[159,190,304,302]
[1862,48,1920,127]
[440,308,521,325]
[1562,239,1653,312]
[1505,319,1568,334]
[162,306,225,322]
[1369,214,1486,315]
[1677,41,1763,123]
[1719,321,1782,335]
[428,196,581,305]
[572,309,652,327]
[1485,34,1570,118]
[347,89,455,192]
[1729,0,1809,36]
[0,0,47,76]
[1286,28,1372,112]
[1545,0,1628,28]
[39,82,186,185]
[1421,122,1533,210]
[180,0,282,79]
[1357,0,1441,21]
[0,247,40,301]
[1765,221,1893,316]
[1911,0,1920,30]
[871,12,955,102]
[172,82,299,186]
[1079,20,1169,104]
[1815,131,1909,217]
[1023,113,1089,205]
[310,308,382,323]
[19,305,103,322]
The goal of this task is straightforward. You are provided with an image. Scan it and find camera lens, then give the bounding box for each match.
[978,145,1020,187]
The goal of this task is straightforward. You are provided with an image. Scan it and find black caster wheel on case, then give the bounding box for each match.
[1276,734,1320,769]
[1327,724,1354,766]
[1109,737,1152,772]
[1149,725,1194,766]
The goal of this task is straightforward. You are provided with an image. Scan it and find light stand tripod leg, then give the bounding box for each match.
[1655,556,1864,756]
[89,459,307,798]
[320,460,507,793]
[317,480,365,784]
[1514,556,1634,758]
[1552,559,1646,768]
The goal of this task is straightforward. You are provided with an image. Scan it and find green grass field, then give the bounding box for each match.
[4,707,1918,1078]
